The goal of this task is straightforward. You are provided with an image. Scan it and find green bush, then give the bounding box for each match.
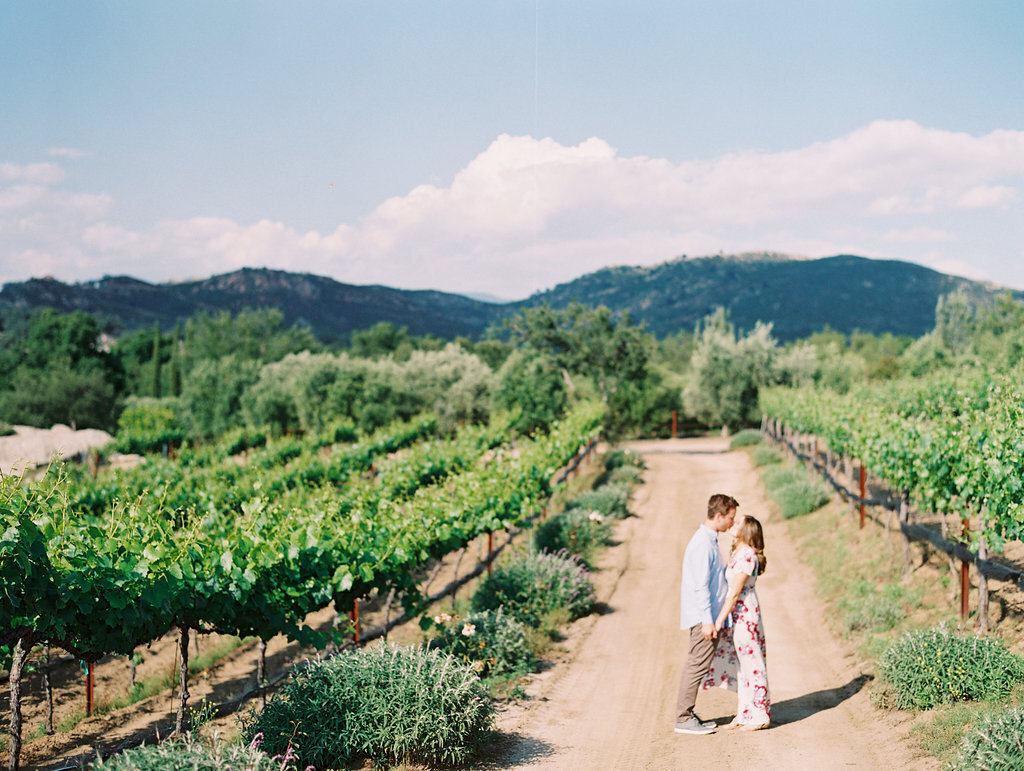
[567,482,631,519]
[535,508,613,567]
[472,549,596,628]
[0,422,13,437]
[877,626,1024,710]
[951,703,1024,770]
[112,398,187,455]
[603,447,646,472]
[752,446,782,466]
[93,732,282,770]
[761,465,831,518]
[427,607,532,677]
[606,464,643,486]
[240,645,494,768]
[729,429,764,448]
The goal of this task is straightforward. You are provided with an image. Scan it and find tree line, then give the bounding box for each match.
[3,289,1016,446]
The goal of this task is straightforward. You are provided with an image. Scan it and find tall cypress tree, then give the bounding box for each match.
[150,323,162,398]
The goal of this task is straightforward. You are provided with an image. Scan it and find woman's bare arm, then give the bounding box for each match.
[715,571,747,630]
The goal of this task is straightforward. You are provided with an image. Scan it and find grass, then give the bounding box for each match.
[770,460,1023,765]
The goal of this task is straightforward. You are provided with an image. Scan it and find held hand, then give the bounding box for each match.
[714,620,724,634]
[701,623,716,640]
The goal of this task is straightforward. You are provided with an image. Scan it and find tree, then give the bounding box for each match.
[683,308,778,430]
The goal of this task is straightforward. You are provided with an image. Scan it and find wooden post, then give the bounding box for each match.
[350,600,360,643]
[43,646,54,735]
[8,636,30,771]
[900,491,912,577]
[977,535,989,632]
[487,533,494,576]
[671,410,678,438]
[257,638,267,708]
[174,626,190,735]
[86,661,94,716]
[859,465,867,529]
[960,518,970,620]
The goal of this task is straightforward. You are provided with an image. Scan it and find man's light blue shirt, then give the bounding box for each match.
[680,523,728,629]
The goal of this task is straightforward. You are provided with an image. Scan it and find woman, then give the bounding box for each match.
[701,514,771,730]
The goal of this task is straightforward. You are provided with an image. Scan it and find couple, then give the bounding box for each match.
[675,493,770,735]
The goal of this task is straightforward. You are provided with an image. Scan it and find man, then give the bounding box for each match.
[675,493,738,735]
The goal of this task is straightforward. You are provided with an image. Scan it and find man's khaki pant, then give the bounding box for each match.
[676,623,716,721]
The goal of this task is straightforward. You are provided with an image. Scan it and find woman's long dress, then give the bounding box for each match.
[701,544,771,725]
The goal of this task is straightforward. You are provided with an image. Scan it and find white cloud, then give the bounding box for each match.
[3,120,1024,296]
[47,147,91,160]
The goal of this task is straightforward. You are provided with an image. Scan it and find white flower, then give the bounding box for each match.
[461,623,476,637]
[434,612,453,624]
[588,511,603,522]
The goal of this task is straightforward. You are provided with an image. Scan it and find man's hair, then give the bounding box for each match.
[707,493,739,519]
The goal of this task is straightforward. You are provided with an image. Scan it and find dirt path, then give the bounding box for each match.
[490,437,933,770]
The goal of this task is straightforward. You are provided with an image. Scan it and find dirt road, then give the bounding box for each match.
[491,437,932,770]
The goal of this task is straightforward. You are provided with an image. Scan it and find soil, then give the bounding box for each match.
[8,438,940,770]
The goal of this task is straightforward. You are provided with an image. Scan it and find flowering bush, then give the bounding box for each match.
[566,483,632,519]
[239,644,494,768]
[427,607,532,677]
[951,703,1024,770]
[534,507,613,566]
[472,549,596,628]
[877,625,1024,710]
[92,732,284,770]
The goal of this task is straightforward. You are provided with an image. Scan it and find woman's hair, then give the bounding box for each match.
[734,515,767,575]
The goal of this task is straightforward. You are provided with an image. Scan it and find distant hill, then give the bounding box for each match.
[523,253,1018,340]
[1,254,1018,342]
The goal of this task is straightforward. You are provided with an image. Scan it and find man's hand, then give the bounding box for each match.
[701,623,716,640]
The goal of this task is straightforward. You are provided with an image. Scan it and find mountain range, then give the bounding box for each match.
[1,253,1016,342]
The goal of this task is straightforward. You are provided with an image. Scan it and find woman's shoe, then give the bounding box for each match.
[725,719,741,729]
[739,722,769,732]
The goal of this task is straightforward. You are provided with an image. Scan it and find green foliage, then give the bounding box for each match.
[752,446,782,467]
[950,703,1024,770]
[240,645,494,768]
[729,429,764,448]
[472,549,596,628]
[761,465,831,518]
[180,355,261,438]
[93,730,289,770]
[493,350,567,435]
[877,626,1024,711]
[0,422,13,437]
[603,447,646,473]
[683,307,779,430]
[606,464,643,486]
[427,607,532,677]
[565,483,632,520]
[534,508,613,567]
[113,398,186,455]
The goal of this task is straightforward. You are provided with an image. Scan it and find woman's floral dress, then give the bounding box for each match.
[701,544,770,726]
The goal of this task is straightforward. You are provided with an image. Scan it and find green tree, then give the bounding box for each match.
[683,308,778,430]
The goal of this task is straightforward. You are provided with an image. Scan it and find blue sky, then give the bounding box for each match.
[3,2,1024,300]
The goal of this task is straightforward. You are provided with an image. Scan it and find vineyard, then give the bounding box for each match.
[760,366,1024,628]
[1,402,604,768]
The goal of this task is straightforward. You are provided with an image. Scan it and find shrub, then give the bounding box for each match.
[427,607,532,677]
[951,703,1024,770]
[603,447,645,472]
[472,549,596,628]
[729,429,764,448]
[0,422,14,437]
[761,465,831,518]
[752,446,782,467]
[240,645,494,768]
[535,508,613,567]
[93,732,282,770]
[877,626,1024,710]
[112,398,187,455]
[567,482,631,519]
[606,464,643,486]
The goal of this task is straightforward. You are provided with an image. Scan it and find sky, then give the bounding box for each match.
[2,2,1024,301]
